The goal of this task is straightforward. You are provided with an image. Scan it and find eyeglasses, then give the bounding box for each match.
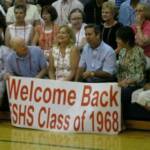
[70,17,82,21]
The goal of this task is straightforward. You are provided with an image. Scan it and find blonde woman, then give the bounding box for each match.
[131,3,150,69]
[49,25,79,81]
[101,1,122,50]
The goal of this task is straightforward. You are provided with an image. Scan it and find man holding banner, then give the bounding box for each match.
[4,37,47,79]
[75,24,117,83]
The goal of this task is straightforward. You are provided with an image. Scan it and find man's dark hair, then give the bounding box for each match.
[84,24,101,35]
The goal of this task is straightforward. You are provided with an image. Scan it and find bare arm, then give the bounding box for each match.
[64,47,80,81]
[93,70,112,78]
[35,67,47,78]
[81,70,112,80]
[5,27,11,47]
[48,50,56,79]
[32,26,40,46]
[75,67,85,81]
[118,79,137,88]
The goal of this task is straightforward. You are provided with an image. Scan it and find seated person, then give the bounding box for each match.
[48,25,79,81]
[0,35,11,107]
[116,26,146,119]
[4,37,47,79]
[132,82,150,111]
[75,24,117,83]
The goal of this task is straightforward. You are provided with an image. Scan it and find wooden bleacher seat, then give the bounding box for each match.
[0,111,10,120]
[125,120,150,130]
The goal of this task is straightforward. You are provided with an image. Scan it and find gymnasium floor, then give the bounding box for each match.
[0,121,149,150]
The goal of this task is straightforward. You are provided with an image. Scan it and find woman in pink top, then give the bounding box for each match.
[32,5,59,59]
[131,3,150,69]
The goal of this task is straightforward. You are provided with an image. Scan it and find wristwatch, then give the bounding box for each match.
[90,71,95,77]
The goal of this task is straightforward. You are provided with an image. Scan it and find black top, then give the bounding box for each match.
[37,0,57,6]
[100,22,123,49]
[84,0,107,25]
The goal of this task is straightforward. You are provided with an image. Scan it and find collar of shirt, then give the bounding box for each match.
[15,51,30,60]
[88,41,105,52]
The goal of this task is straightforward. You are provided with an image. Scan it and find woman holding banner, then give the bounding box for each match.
[48,25,79,81]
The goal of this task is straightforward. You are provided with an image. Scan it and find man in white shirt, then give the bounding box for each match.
[6,0,40,25]
[52,0,84,25]
[0,5,6,16]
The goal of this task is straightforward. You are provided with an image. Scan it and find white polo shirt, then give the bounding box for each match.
[52,0,84,25]
[6,4,40,25]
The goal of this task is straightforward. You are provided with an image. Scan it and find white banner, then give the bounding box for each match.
[7,76,122,134]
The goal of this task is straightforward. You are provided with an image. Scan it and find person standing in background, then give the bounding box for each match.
[32,5,59,59]
[6,0,40,25]
[52,0,84,25]
[84,0,108,25]
[1,0,14,16]
[118,0,140,26]
[5,4,34,47]
[101,1,123,50]
[49,25,79,81]
[68,8,87,52]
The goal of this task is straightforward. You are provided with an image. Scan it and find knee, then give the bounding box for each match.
[138,92,147,102]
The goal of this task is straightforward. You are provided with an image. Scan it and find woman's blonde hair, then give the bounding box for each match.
[57,25,76,47]
[102,1,118,18]
[136,3,150,20]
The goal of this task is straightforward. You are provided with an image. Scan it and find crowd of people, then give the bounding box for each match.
[0,0,150,121]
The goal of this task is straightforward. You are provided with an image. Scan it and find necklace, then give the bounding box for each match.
[55,47,66,79]
[16,51,32,75]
